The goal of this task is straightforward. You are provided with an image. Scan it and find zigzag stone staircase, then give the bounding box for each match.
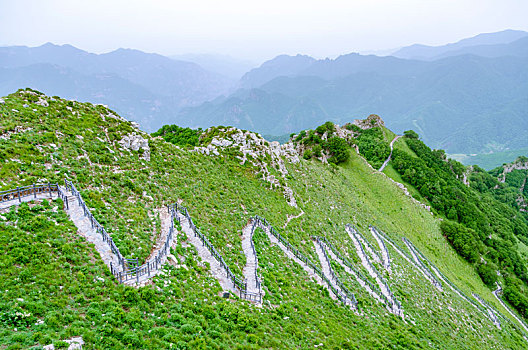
[2,181,527,336]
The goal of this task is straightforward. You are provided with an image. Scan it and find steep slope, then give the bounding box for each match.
[1,89,527,348]
[375,132,528,323]
[489,156,528,211]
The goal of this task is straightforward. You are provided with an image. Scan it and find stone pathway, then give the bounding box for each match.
[374,228,506,327]
[493,285,528,334]
[346,225,402,316]
[146,208,172,262]
[402,238,443,291]
[370,227,391,273]
[313,240,344,298]
[2,184,522,333]
[473,293,501,329]
[255,222,340,302]
[378,135,401,172]
[61,188,122,273]
[241,220,262,295]
[177,210,237,293]
[355,230,381,264]
[376,231,442,291]
[0,192,58,212]
[324,246,384,304]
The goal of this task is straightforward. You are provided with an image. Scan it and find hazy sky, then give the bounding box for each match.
[1,0,528,62]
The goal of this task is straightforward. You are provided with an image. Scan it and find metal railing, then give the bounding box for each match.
[254,215,355,307]
[175,203,262,303]
[348,226,392,291]
[116,205,178,284]
[248,218,261,290]
[347,224,401,311]
[314,236,358,307]
[317,235,386,305]
[65,180,126,273]
[370,226,391,270]
[64,180,180,284]
[0,183,69,210]
[402,237,442,290]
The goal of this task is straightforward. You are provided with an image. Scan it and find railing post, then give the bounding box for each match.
[147,262,150,276]
[33,183,36,198]
[136,267,139,285]
[48,183,52,197]
[16,187,21,202]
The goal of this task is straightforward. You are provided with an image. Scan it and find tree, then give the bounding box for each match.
[477,263,497,287]
[403,130,419,139]
[327,137,350,164]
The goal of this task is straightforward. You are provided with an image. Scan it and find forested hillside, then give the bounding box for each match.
[358,130,528,320]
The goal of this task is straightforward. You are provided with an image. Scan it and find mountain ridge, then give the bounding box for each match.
[3,89,528,348]
[393,29,528,60]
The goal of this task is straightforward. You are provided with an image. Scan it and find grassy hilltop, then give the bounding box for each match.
[0,89,527,348]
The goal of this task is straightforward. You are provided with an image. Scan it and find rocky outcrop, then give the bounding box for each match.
[194,128,300,207]
[353,114,385,130]
[119,133,150,161]
[498,157,528,183]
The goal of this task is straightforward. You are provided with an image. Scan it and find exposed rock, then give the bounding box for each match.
[0,98,5,104]
[119,133,150,161]
[353,114,385,130]
[131,121,140,129]
[462,166,473,186]
[291,123,355,163]
[66,337,84,350]
[194,127,300,207]
[498,157,528,183]
[35,97,49,107]
[211,138,233,147]
[0,126,33,140]
[107,112,126,122]
[43,336,84,350]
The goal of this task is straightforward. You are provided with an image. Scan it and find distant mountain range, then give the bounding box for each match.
[0,43,234,130]
[177,30,528,157]
[170,53,257,80]
[393,29,528,60]
[2,30,528,162]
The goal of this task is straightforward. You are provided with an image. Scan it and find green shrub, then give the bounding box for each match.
[477,263,497,287]
[440,221,479,263]
[327,137,350,164]
[152,125,202,147]
[404,130,419,139]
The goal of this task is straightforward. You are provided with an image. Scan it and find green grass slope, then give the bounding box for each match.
[0,89,526,348]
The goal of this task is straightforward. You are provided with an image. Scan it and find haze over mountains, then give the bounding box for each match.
[179,29,528,161]
[392,29,528,60]
[1,29,528,167]
[0,43,234,130]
